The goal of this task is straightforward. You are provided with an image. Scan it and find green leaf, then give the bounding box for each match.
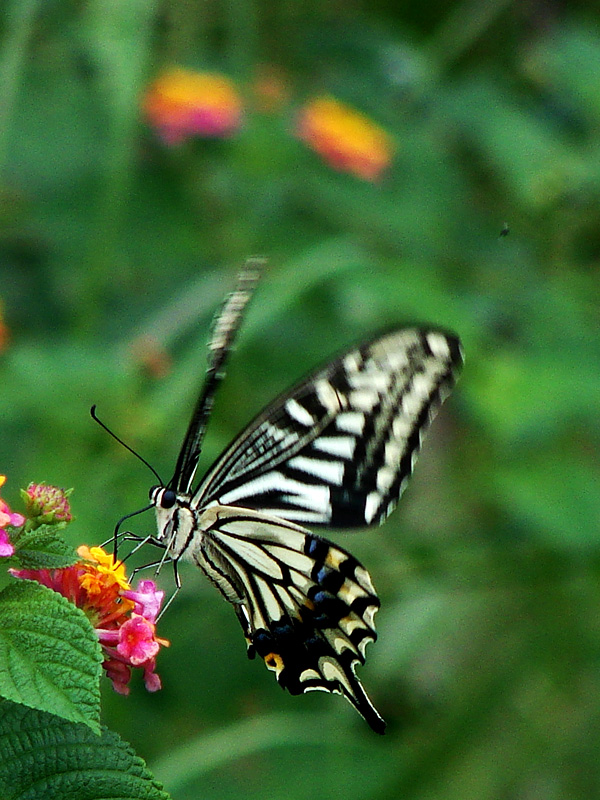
[0,581,102,732]
[13,524,78,569]
[0,699,171,800]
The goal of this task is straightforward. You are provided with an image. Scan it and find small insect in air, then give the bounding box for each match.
[108,263,462,734]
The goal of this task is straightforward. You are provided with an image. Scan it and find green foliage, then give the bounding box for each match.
[12,523,78,568]
[0,700,170,800]
[0,518,169,796]
[0,1,599,799]
[0,580,102,730]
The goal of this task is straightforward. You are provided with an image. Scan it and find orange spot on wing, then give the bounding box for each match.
[264,652,284,673]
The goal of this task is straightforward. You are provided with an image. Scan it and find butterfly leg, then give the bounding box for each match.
[156,560,181,621]
[118,533,158,563]
[100,526,135,553]
[128,559,164,582]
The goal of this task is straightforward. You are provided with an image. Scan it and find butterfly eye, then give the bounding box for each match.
[160,489,177,509]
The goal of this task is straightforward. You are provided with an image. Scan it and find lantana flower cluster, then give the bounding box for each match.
[1,476,169,694]
[11,547,169,694]
[142,66,394,181]
[297,95,394,182]
[143,68,243,144]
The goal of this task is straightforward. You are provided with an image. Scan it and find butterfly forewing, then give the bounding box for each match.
[194,328,462,528]
[170,264,263,494]
[190,505,385,733]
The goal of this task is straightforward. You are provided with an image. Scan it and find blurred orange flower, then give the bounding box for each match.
[143,67,243,144]
[131,335,172,379]
[297,96,394,181]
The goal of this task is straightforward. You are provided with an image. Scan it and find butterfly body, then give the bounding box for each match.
[141,266,462,734]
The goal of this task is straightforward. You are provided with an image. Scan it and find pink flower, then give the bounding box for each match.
[143,68,243,144]
[11,545,169,694]
[0,475,25,557]
[0,530,14,557]
[142,660,162,692]
[117,615,161,665]
[122,579,164,623]
[103,657,132,696]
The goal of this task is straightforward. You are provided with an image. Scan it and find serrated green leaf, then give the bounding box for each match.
[0,581,102,731]
[0,699,171,800]
[13,525,78,569]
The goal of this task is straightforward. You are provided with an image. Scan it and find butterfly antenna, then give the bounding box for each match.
[90,405,164,486]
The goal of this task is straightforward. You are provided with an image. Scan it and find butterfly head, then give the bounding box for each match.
[149,485,197,559]
[150,485,177,509]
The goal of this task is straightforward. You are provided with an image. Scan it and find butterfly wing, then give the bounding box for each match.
[194,328,462,527]
[191,504,385,733]
[170,264,263,494]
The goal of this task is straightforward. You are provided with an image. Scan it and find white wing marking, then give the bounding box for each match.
[287,455,345,485]
[285,398,315,427]
[313,436,356,459]
[335,412,365,435]
[216,532,284,579]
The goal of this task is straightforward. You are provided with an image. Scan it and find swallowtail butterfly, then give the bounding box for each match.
[139,265,462,734]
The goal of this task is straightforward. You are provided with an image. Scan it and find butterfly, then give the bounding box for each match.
[133,265,462,734]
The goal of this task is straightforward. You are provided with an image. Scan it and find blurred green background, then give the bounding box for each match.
[1,0,600,798]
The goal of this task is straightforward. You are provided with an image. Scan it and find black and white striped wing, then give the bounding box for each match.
[192,505,385,733]
[194,328,462,527]
[170,264,262,494]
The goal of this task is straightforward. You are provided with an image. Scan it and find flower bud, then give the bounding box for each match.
[21,483,73,528]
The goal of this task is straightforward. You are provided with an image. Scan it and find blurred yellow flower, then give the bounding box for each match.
[143,68,243,144]
[297,96,394,181]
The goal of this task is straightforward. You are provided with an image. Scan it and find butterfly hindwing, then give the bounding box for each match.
[194,328,462,528]
[189,504,385,733]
